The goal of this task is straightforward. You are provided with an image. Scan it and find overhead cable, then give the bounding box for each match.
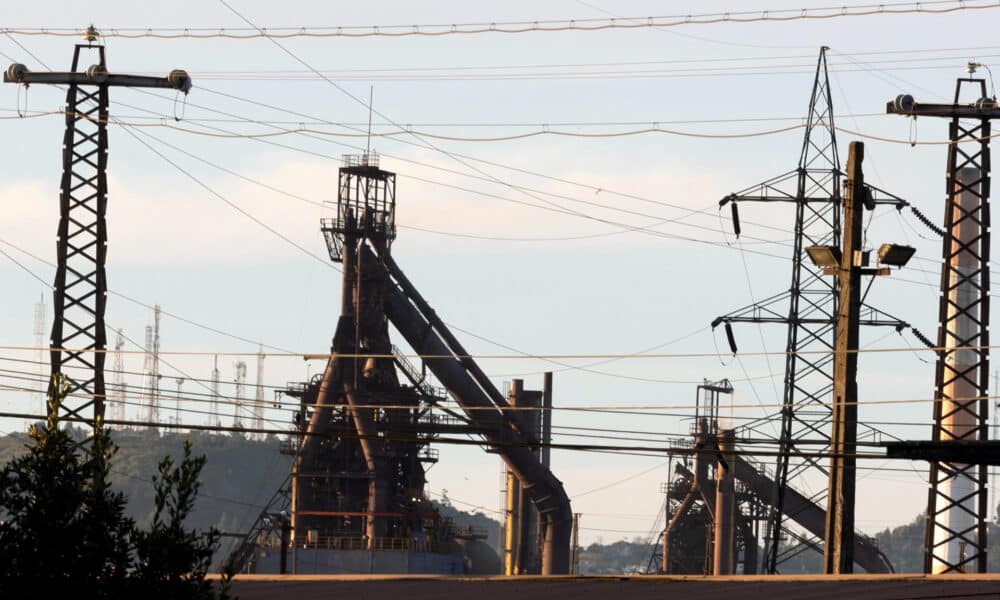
[1,1,994,39]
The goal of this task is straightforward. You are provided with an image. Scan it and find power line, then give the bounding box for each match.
[0,409,916,460]
[0,340,991,360]
[116,124,334,270]
[103,93,948,289]
[219,0,724,268]
[2,1,993,39]
[113,62,1000,82]
[0,364,962,431]
[0,376,992,413]
[29,107,1000,147]
[106,89,815,279]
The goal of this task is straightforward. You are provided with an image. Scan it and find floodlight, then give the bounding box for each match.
[877,243,915,267]
[805,245,841,268]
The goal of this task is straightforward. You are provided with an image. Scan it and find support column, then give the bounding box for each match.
[713,429,736,575]
[823,141,864,575]
[504,379,524,575]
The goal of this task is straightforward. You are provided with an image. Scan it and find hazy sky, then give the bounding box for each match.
[1,1,997,549]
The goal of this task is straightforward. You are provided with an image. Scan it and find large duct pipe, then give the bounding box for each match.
[379,250,573,573]
[931,167,982,573]
[730,454,892,573]
[344,386,389,542]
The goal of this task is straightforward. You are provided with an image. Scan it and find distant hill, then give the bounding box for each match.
[431,498,501,554]
[0,427,292,565]
[874,514,1000,573]
[6,429,998,574]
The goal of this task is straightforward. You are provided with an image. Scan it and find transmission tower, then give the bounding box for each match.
[211,354,222,428]
[713,47,914,573]
[33,295,46,417]
[2,29,189,442]
[139,324,153,426]
[143,305,162,430]
[173,377,184,427]
[234,360,247,431]
[110,328,125,425]
[887,70,999,574]
[254,345,265,440]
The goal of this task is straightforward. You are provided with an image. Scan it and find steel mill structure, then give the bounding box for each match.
[227,153,571,575]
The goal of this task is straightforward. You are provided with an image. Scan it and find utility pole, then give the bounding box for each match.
[809,142,914,573]
[3,27,189,442]
[887,68,998,574]
[823,141,865,574]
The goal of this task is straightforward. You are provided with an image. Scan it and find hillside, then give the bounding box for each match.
[0,427,293,564]
[5,428,999,574]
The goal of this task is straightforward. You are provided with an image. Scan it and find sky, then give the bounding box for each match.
[1,0,998,552]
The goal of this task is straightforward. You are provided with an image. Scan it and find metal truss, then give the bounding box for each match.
[48,45,110,440]
[924,78,992,574]
[2,40,190,442]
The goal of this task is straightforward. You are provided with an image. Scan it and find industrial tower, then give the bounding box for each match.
[2,33,189,442]
[141,305,162,429]
[713,47,914,572]
[256,152,573,575]
[110,328,125,424]
[211,355,222,428]
[234,360,247,431]
[254,346,265,440]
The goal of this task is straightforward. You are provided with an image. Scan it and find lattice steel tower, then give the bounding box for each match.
[713,47,912,573]
[887,72,999,574]
[3,30,189,441]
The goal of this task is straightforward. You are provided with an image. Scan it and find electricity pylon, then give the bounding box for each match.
[3,28,189,443]
[713,47,916,573]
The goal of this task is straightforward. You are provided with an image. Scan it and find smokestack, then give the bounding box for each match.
[931,167,982,573]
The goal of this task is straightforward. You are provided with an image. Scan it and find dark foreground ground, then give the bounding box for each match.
[224,574,1000,600]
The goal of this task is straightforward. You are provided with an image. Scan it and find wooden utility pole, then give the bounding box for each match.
[823,141,865,574]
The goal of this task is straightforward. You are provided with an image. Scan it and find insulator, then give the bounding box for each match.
[730,202,741,238]
[724,322,738,355]
[5,63,27,83]
[974,97,997,110]
[167,69,192,93]
[86,64,108,82]
[863,187,875,211]
[892,94,915,113]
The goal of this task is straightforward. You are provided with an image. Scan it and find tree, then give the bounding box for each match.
[130,441,231,599]
[0,381,233,598]
[0,391,132,598]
